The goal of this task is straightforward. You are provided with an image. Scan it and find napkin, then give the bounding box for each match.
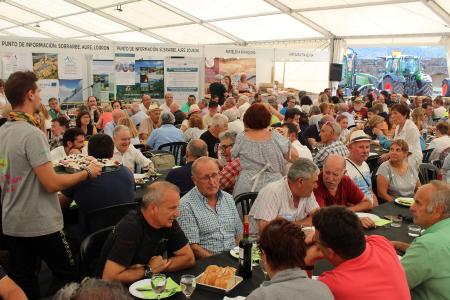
[223,297,245,300]
[375,218,392,227]
[139,277,181,299]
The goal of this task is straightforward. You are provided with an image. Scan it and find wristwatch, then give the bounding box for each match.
[143,264,153,278]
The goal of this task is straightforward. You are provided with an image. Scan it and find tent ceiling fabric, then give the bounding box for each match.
[0,0,448,44]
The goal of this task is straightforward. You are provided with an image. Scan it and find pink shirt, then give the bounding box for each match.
[319,235,410,300]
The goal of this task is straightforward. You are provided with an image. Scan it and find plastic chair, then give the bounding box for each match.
[158,142,187,166]
[419,163,439,184]
[422,148,434,163]
[234,192,258,217]
[84,202,139,236]
[366,155,381,172]
[79,226,114,278]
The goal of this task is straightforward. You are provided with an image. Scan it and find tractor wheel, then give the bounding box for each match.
[416,82,433,97]
[443,79,450,97]
[382,77,404,94]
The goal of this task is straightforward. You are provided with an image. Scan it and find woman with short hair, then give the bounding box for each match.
[246,219,333,300]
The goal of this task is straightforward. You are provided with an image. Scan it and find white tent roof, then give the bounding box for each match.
[0,0,448,45]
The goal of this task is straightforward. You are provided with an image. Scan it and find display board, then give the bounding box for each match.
[165,57,199,103]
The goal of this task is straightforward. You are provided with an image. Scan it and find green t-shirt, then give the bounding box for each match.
[401,218,450,300]
[0,121,63,237]
[181,103,190,114]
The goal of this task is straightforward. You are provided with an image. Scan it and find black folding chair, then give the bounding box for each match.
[84,202,139,236]
[366,155,381,173]
[79,226,114,278]
[234,192,258,217]
[422,148,434,163]
[419,163,439,184]
[158,142,187,166]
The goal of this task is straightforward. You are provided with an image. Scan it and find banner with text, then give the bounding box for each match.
[274,49,329,62]
[165,58,200,103]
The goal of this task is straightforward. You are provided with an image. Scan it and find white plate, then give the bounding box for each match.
[395,197,414,207]
[129,279,176,299]
[230,246,239,259]
[355,212,380,222]
[134,173,147,179]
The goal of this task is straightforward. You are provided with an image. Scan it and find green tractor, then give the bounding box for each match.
[340,48,378,95]
[377,55,433,96]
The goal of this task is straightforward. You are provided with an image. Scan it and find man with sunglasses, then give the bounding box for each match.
[178,157,242,258]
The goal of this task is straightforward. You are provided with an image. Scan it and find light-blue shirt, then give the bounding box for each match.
[146,124,185,150]
[103,121,116,137]
[131,111,147,126]
[178,187,243,254]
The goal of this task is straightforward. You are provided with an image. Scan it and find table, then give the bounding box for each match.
[132,202,415,299]
[134,169,171,202]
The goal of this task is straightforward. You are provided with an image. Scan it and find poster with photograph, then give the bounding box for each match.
[33,53,58,79]
[38,79,59,105]
[116,84,141,100]
[1,52,33,78]
[93,74,113,101]
[59,79,83,103]
[58,54,83,79]
[204,57,256,92]
[114,53,135,85]
[165,58,199,102]
[135,60,164,99]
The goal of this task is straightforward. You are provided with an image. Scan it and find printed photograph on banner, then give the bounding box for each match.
[93,74,114,101]
[116,84,141,100]
[38,79,59,105]
[114,53,135,85]
[59,79,83,103]
[135,60,164,99]
[33,53,58,79]
[58,55,82,80]
[204,57,256,92]
[2,52,33,78]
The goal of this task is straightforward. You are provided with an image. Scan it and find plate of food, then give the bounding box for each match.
[230,246,261,262]
[55,154,120,173]
[395,197,414,207]
[129,278,180,299]
[196,265,242,294]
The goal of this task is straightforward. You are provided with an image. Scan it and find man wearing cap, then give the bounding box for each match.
[139,106,162,141]
[346,130,378,205]
[313,121,349,169]
[181,95,196,114]
[209,75,226,105]
[348,97,368,120]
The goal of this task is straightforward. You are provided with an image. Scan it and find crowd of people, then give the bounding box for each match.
[0,71,449,300]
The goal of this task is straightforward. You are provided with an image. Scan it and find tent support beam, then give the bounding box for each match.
[263,0,332,38]
[294,0,418,12]
[422,0,450,25]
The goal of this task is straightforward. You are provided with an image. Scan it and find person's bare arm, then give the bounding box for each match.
[377,175,394,202]
[0,276,27,300]
[190,244,213,259]
[372,192,379,207]
[164,244,195,272]
[348,196,373,212]
[102,261,147,284]
[391,241,410,252]
[34,162,101,193]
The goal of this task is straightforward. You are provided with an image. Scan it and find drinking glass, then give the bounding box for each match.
[180,275,196,299]
[408,225,422,237]
[151,274,167,300]
[390,216,402,228]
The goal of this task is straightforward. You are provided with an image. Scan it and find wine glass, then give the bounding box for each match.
[180,274,196,299]
[151,274,167,300]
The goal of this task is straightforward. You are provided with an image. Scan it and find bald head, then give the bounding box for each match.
[324,154,346,170]
[112,109,125,123]
[170,102,180,113]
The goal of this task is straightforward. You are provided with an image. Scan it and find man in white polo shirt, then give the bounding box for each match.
[249,158,320,234]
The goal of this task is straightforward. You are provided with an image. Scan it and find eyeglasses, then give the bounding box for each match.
[197,173,220,182]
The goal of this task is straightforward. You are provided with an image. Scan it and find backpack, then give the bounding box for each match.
[144,150,175,171]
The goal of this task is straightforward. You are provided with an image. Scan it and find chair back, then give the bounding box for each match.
[419,163,439,184]
[84,202,139,235]
[422,148,434,163]
[79,226,114,278]
[158,142,187,166]
[234,192,258,217]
